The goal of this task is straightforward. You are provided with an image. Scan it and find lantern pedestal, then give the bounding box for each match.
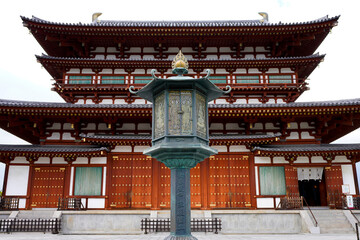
[145,144,217,240]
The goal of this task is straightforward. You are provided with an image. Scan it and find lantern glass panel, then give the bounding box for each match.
[154,92,165,139]
[196,92,207,138]
[168,90,193,135]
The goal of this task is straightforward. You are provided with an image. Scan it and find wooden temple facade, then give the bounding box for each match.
[1,14,360,210]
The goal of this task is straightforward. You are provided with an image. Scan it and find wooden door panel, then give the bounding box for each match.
[285,166,299,197]
[229,155,251,208]
[190,164,201,208]
[325,166,343,208]
[209,155,230,208]
[131,155,152,208]
[159,163,171,208]
[31,167,65,208]
[109,155,132,208]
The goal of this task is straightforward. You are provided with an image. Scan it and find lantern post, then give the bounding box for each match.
[130,51,230,239]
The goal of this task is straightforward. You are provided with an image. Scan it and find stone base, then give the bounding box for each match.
[164,234,198,240]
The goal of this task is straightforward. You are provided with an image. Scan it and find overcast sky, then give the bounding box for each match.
[0,0,359,188]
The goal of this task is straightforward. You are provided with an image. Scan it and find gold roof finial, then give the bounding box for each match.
[172,50,189,70]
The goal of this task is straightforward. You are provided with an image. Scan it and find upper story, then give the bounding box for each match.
[22,15,339,104]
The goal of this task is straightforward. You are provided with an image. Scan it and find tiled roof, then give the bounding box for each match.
[253,144,360,152]
[21,15,339,28]
[0,144,108,153]
[37,53,324,62]
[1,98,360,109]
[80,133,280,141]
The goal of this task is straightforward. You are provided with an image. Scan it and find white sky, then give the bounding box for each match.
[0,0,359,188]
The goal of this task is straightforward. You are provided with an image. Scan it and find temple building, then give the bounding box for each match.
[1,14,359,211]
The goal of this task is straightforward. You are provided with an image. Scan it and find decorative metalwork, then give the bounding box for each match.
[171,50,189,70]
[196,92,206,138]
[154,92,165,138]
[168,91,181,135]
[181,91,192,135]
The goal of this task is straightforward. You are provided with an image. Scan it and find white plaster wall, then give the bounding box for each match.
[112,146,132,152]
[114,99,127,104]
[229,145,249,152]
[11,157,28,164]
[118,123,135,130]
[235,99,247,104]
[210,123,223,130]
[216,99,228,104]
[98,123,108,131]
[90,157,107,164]
[255,156,271,164]
[273,157,288,164]
[333,156,350,163]
[212,145,227,152]
[66,68,81,74]
[248,99,260,104]
[19,198,26,209]
[294,157,309,164]
[300,122,314,129]
[63,133,75,140]
[342,165,356,194]
[301,132,314,139]
[267,68,279,74]
[114,69,127,74]
[91,47,105,52]
[256,198,274,208]
[252,123,263,130]
[87,198,105,209]
[311,157,327,163]
[47,132,61,140]
[138,123,151,130]
[83,123,96,130]
[288,122,298,130]
[226,123,240,130]
[76,99,85,104]
[73,157,89,164]
[6,166,29,196]
[286,132,299,140]
[265,123,279,130]
[35,157,50,164]
[102,167,107,196]
[134,69,145,74]
[69,167,74,196]
[47,123,61,130]
[101,99,113,104]
[53,157,67,164]
[255,166,259,195]
[63,123,72,130]
[134,146,148,152]
[82,68,95,74]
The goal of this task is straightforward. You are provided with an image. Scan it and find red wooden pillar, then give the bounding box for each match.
[26,162,35,210]
[151,158,160,209]
[1,157,11,196]
[200,158,209,209]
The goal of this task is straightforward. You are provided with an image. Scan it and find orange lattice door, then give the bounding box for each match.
[325,166,343,208]
[159,163,171,208]
[285,166,299,197]
[209,154,230,208]
[31,167,65,208]
[131,155,152,208]
[190,163,201,208]
[109,154,133,208]
[229,155,251,208]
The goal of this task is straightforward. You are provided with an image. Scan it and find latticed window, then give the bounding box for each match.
[268,75,292,83]
[101,76,125,84]
[236,75,260,83]
[134,76,152,84]
[259,166,286,195]
[68,75,92,84]
[209,76,227,84]
[74,167,102,196]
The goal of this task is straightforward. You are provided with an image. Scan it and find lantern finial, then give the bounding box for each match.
[172,50,189,75]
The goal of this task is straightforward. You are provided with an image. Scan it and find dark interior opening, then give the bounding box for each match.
[298,171,327,206]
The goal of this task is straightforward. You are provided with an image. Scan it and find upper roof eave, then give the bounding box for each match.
[253,144,360,153]
[21,15,340,29]
[1,98,360,110]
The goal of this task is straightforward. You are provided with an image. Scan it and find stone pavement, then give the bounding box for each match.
[0,233,357,240]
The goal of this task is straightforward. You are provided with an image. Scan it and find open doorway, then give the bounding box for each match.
[298,168,327,206]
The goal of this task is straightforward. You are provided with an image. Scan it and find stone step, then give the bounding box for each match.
[17,210,56,219]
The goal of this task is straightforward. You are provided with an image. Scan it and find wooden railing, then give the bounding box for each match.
[0,197,19,211]
[0,218,61,234]
[141,218,222,234]
[57,197,85,210]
